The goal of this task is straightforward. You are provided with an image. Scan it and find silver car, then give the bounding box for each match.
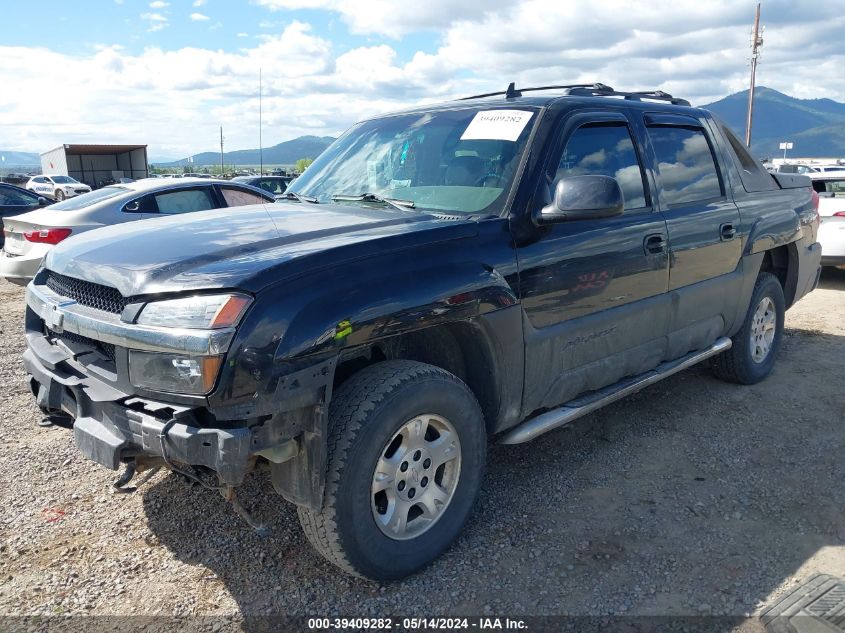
[0,178,273,285]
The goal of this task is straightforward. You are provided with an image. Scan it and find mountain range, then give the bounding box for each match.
[0,150,40,168]
[154,135,336,167]
[3,87,845,168]
[701,86,845,158]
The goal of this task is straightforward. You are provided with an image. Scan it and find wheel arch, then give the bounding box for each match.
[333,310,524,435]
[760,242,799,308]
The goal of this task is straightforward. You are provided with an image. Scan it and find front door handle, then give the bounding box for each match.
[720,223,737,241]
[644,233,667,254]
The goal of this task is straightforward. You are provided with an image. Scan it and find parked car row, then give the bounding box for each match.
[812,171,845,267]
[1,173,35,186]
[0,183,53,248]
[0,177,274,284]
[766,163,845,174]
[26,175,92,200]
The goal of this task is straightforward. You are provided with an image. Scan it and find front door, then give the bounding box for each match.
[517,110,670,414]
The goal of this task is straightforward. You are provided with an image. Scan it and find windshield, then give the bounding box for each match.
[290,107,538,214]
[51,176,78,184]
[49,186,129,210]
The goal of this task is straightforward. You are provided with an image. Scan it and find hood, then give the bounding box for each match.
[45,202,475,296]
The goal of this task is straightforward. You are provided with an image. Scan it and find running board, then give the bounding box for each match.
[499,337,732,445]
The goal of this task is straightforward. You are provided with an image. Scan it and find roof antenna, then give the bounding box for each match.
[505,82,521,99]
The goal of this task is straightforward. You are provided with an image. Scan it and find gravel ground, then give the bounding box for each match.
[0,270,843,630]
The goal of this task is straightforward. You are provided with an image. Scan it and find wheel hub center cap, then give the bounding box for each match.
[394,447,431,501]
[371,413,462,540]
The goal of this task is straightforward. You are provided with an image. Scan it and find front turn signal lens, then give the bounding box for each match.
[129,351,223,395]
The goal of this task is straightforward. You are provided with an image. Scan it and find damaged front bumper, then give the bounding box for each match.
[24,345,254,485]
[23,273,334,508]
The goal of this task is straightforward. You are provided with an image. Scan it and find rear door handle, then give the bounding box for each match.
[720,223,737,241]
[644,233,667,254]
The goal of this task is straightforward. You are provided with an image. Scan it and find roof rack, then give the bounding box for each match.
[459,82,691,106]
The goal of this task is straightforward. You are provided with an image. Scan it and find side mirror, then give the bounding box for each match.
[37,197,50,206]
[124,200,141,212]
[534,175,624,225]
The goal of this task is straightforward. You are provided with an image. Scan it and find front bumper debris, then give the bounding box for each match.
[23,346,253,485]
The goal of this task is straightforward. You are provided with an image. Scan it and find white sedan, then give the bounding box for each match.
[26,175,92,201]
[1,177,273,285]
[813,172,845,268]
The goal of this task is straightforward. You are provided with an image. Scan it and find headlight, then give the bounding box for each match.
[129,351,222,394]
[136,294,251,329]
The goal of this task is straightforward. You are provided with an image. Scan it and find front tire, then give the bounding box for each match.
[54,189,65,201]
[712,272,785,384]
[298,360,486,581]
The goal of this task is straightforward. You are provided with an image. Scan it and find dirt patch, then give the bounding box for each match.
[0,269,843,623]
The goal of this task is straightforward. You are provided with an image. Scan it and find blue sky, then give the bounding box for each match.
[1,0,844,160]
[0,2,428,64]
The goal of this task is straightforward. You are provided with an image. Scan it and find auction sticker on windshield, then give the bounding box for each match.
[460,110,534,142]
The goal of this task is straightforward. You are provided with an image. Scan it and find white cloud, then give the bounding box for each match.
[149,1,169,8]
[140,12,169,32]
[253,0,512,36]
[4,1,845,159]
[193,0,207,5]
[236,32,250,37]
[190,12,210,21]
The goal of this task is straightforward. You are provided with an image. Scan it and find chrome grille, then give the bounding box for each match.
[44,271,127,315]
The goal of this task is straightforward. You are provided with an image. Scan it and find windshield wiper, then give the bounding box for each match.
[281,191,319,203]
[330,192,416,212]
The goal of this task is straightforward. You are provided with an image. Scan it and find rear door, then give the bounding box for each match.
[641,113,742,358]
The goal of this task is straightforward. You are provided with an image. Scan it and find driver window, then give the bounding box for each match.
[1,188,36,205]
[556,124,648,210]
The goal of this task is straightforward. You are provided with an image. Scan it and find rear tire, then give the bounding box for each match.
[54,189,65,201]
[712,272,785,384]
[297,360,486,581]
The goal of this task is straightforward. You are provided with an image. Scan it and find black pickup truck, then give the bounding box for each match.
[23,83,821,581]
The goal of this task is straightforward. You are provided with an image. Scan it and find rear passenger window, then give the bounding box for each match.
[259,179,285,194]
[154,188,216,214]
[648,126,723,206]
[717,121,777,192]
[220,187,268,207]
[556,124,647,210]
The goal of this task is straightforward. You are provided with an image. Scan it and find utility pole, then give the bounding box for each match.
[219,126,224,176]
[259,68,264,176]
[745,2,764,147]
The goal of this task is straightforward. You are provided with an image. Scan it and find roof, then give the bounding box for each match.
[369,83,702,121]
[41,144,147,156]
[232,175,292,181]
[119,177,229,192]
